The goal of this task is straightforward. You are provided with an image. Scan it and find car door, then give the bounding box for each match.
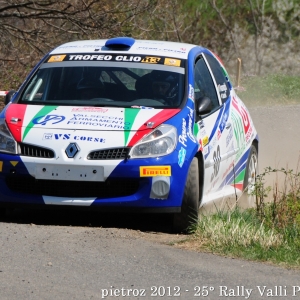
[203,53,239,187]
[193,54,234,204]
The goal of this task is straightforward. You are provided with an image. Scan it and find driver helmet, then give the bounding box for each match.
[77,78,104,99]
[149,70,178,100]
[77,78,104,91]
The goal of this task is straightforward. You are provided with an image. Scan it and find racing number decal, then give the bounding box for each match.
[211,145,221,182]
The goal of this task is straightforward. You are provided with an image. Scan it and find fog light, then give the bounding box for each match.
[150,176,170,199]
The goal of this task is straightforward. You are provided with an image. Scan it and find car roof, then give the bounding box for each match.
[50,37,203,59]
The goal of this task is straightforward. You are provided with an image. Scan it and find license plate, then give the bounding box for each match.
[35,164,104,181]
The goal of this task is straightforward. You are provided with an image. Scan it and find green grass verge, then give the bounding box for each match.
[189,208,300,268]
[236,74,300,107]
[187,167,300,268]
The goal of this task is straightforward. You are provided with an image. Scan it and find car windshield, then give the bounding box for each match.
[19,60,185,108]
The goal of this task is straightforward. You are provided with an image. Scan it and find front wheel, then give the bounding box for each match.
[173,158,200,233]
[0,207,7,219]
[243,145,258,205]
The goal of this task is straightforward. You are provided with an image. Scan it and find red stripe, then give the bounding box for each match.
[232,183,243,191]
[5,104,27,142]
[127,109,180,147]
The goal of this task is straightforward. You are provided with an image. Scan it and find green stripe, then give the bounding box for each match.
[124,108,140,145]
[232,169,245,184]
[194,123,199,138]
[22,106,58,141]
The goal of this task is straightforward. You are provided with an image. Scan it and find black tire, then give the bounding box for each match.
[0,207,7,219]
[173,157,200,233]
[243,145,258,204]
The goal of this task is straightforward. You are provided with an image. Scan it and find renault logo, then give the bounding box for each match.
[65,143,79,158]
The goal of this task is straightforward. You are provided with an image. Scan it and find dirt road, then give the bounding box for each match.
[0,104,299,300]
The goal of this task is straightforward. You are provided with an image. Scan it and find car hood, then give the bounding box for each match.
[5,104,180,143]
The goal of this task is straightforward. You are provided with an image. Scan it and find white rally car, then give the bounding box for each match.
[0,37,258,232]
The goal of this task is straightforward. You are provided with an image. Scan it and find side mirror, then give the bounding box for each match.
[196,96,212,115]
[4,90,16,105]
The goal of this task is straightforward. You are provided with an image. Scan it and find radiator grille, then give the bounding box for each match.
[19,143,55,158]
[88,148,130,160]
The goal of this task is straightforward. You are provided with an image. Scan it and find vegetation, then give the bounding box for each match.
[237,74,300,107]
[187,166,300,268]
[1,0,300,90]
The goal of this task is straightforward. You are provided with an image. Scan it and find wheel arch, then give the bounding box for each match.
[252,138,259,154]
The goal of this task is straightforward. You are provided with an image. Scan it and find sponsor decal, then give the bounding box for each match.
[22,106,59,141]
[222,161,234,180]
[44,133,106,143]
[218,83,228,99]
[232,111,246,160]
[48,55,66,62]
[219,112,228,132]
[218,83,227,92]
[203,144,209,156]
[188,84,194,102]
[218,102,229,133]
[202,135,209,146]
[43,133,53,140]
[131,106,154,109]
[141,57,161,64]
[187,107,196,143]
[178,147,186,167]
[68,54,142,62]
[226,126,233,147]
[33,115,65,126]
[178,107,196,146]
[210,135,217,150]
[71,107,108,113]
[140,166,171,177]
[164,58,181,67]
[198,119,206,135]
[136,47,187,54]
[211,145,221,182]
[179,118,188,147]
[217,129,221,140]
[50,53,185,67]
[67,114,131,130]
[232,96,252,142]
[10,161,18,167]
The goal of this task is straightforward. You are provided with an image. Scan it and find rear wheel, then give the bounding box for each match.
[173,158,200,233]
[243,145,258,205]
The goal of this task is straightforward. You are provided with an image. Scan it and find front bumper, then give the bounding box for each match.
[0,152,189,211]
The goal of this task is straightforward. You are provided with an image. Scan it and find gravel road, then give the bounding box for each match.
[0,104,300,300]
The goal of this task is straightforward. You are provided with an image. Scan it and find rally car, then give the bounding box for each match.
[0,37,258,232]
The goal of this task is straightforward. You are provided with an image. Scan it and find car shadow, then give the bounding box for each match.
[0,207,175,234]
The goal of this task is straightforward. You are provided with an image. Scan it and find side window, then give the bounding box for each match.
[194,56,219,110]
[205,54,230,103]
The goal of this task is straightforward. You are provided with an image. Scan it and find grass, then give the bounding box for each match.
[236,73,300,107]
[187,167,300,268]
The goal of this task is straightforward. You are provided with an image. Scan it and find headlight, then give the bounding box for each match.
[0,119,17,154]
[130,124,177,158]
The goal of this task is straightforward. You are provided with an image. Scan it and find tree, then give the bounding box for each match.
[0,0,157,89]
